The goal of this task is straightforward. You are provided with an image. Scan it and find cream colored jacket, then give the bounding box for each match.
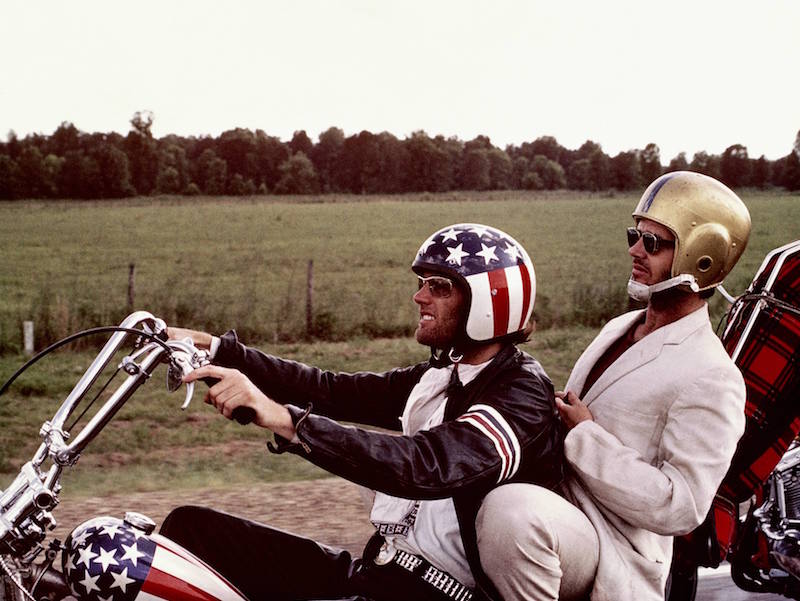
[563,304,745,601]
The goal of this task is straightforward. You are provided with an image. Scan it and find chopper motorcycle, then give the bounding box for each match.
[0,311,252,601]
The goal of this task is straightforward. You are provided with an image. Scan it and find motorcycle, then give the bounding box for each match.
[0,311,249,601]
[670,240,800,600]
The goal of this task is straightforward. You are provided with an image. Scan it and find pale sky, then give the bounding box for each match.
[2,0,799,162]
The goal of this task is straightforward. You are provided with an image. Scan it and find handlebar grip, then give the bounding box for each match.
[200,377,256,425]
[231,406,257,425]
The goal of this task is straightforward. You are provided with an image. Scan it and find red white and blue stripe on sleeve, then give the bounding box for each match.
[457,404,521,482]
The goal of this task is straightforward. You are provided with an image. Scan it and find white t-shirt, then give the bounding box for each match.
[370,360,491,587]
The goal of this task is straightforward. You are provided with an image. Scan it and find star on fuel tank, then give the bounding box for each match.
[119,541,147,567]
[75,545,98,569]
[110,567,136,594]
[92,546,119,572]
[78,572,101,594]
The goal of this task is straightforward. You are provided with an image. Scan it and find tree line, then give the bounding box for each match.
[1,111,799,200]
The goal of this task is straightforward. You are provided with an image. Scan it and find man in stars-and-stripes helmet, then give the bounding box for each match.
[160,222,563,601]
[412,223,536,363]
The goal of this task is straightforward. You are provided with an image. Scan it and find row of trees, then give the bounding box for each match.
[1,111,799,199]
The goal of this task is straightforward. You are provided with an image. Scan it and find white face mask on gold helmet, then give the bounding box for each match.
[627,274,699,303]
[628,171,751,301]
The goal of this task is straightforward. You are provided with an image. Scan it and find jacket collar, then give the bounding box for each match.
[428,343,518,370]
[440,344,519,420]
[573,304,710,404]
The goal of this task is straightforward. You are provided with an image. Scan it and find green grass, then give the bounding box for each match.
[1,190,797,349]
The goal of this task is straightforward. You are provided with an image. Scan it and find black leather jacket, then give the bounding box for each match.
[214,330,564,597]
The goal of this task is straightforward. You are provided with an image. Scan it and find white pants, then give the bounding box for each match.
[476,484,599,601]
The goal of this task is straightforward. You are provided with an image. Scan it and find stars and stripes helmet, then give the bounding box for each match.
[412,223,536,344]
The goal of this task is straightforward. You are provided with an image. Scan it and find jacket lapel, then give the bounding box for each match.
[565,310,644,399]
[581,323,665,405]
[570,306,711,405]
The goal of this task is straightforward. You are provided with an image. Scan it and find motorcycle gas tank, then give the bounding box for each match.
[62,513,248,601]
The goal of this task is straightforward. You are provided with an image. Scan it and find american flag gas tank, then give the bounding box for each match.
[63,514,248,601]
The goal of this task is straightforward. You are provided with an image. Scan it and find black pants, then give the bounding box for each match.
[160,505,479,601]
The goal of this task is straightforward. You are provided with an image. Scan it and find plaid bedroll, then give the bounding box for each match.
[676,241,800,566]
[720,242,800,503]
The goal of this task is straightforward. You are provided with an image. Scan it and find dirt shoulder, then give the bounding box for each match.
[55,478,376,555]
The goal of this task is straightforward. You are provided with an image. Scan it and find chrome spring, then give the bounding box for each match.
[784,471,800,520]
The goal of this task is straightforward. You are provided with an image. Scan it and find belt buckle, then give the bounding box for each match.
[374,540,397,566]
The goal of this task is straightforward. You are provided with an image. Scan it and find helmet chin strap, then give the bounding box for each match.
[428,346,465,398]
[627,274,700,303]
[429,345,465,368]
[448,348,464,364]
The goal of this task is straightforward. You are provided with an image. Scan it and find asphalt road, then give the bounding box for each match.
[697,564,790,601]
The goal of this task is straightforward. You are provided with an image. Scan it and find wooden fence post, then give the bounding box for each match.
[306,260,314,338]
[23,321,34,356]
[128,263,136,312]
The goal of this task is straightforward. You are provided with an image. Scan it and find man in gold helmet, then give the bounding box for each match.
[474,171,752,601]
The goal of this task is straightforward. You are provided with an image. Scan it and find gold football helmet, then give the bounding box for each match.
[632,171,751,291]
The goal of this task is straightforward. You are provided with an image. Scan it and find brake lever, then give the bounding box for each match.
[166,352,197,410]
[164,339,210,410]
[168,344,255,425]
[182,381,196,410]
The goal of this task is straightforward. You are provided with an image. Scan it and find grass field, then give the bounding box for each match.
[0,189,798,495]
[0,189,797,350]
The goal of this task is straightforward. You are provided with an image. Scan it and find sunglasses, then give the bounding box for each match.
[417,275,455,298]
[626,227,675,255]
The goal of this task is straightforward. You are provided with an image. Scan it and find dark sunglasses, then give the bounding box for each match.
[626,227,675,255]
[417,275,455,298]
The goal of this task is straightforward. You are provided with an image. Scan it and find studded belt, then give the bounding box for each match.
[374,541,475,601]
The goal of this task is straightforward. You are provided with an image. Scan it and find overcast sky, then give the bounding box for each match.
[2,0,799,162]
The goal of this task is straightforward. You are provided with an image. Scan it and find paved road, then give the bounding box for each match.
[697,564,788,601]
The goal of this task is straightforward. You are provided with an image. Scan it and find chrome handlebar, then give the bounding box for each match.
[0,312,209,558]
